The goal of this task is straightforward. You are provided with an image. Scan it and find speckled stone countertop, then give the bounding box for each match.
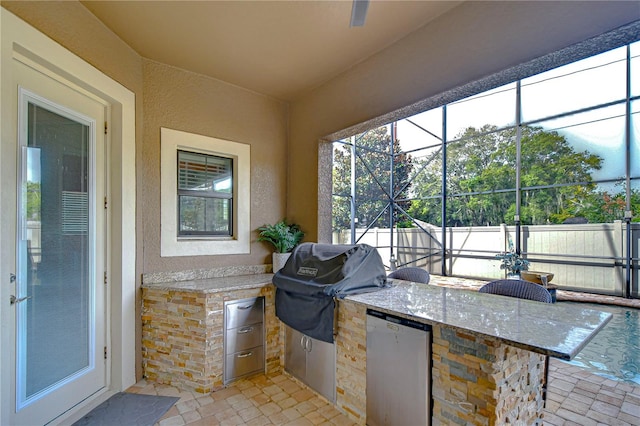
[142,273,274,293]
[346,280,613,360]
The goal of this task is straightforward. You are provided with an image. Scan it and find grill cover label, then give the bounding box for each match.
[297,267,318,277]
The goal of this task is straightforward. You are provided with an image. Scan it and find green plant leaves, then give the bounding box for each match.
[257,219,304,253]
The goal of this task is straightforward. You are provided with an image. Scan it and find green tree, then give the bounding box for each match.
[26,181,41,221]
[332,126,413,232]
[408,125,603,225]
[569,185,640,223]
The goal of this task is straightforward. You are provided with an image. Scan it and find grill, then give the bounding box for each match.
[273,243,387,343]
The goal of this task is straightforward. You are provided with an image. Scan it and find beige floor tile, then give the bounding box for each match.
[238,405,262,422]
[291,388,315,402]
[241,386,262,398]
[270,391,289,402]
[304,410,327,425]
[185,417,220,426]
[282,406,303,421]
[277,396,299,410]
[267,411,292,424]
[284,418,313,426]
[250,392,271,406]
[180,409,202,424]
[137,359,638,426]
[176,398,200,414]
[258,401,282,417]
[294,400,316,416]
[245,415,272,426]
[198,400,231,418]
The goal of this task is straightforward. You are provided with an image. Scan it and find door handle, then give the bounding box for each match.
[237,304,254,310]
[237,326,254,334]
[305,336,312,352]
[237,351,253,358]
[10,295,31,305]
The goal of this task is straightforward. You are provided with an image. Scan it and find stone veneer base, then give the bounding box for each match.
[142,281,545,424]
[142,284,279,393]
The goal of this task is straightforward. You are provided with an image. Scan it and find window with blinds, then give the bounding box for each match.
[177,150,233,236]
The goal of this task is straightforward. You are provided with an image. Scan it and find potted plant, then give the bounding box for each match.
[495,250,530,278]
[257,219,304,273]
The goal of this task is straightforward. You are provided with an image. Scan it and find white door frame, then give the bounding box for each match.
[0,9,136,424]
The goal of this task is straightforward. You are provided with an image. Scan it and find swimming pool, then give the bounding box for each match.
[560,302,640,385]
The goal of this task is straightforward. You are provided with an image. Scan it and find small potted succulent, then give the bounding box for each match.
[495,250,530,278]
[257,219,304,273]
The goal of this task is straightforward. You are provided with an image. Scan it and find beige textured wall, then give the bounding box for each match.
[2,1,288,380]
[141,59,288,272]
[288,1,640,242]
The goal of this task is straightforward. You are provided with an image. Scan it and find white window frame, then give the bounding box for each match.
[160,127,250,256]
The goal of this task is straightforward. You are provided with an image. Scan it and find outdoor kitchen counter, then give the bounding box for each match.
[346,280,612,360]
[141,273,274,293]
[334,280,615,424]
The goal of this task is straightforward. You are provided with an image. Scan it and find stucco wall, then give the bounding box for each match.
[141,59,288,272]
[3,0,289,270]
[288,1,640,242]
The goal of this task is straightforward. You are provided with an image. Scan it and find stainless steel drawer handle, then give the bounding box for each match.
[237,304,254,310]
[237,351,253,358]
[237,326,254,334]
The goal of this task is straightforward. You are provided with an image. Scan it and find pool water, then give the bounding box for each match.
[560,302,640,385]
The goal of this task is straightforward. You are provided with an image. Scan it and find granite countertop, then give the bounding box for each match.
[346,280,612,360]
[142,273,274,293]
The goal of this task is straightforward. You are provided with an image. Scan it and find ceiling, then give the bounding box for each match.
[81,1,463,101]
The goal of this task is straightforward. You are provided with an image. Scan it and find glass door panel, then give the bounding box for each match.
[17,100,94,408]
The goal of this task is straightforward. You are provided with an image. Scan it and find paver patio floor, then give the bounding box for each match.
[127,359,640,425]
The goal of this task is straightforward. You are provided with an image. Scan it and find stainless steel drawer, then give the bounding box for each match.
[225,324,263,354]
[225,346,264,381]
[225,297,264,329]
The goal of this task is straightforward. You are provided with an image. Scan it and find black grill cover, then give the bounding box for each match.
[273,243,387,342]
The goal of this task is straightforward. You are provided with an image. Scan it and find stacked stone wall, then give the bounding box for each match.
[142,284,279,393]
[335,300,367,424]
[432,326,545,425]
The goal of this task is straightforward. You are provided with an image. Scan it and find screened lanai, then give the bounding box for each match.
[328,23,640,298]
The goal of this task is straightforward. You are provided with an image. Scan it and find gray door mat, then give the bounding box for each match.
[72,392,179,426]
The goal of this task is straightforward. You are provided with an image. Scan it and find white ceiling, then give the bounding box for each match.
[81,1,463,101]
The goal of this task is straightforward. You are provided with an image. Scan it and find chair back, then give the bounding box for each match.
[478,279,552,303]
[387,267,430,284]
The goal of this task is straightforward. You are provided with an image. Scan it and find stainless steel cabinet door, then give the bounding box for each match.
[305,335,336,403]
[284,325,336,403]
[284,326,306,380]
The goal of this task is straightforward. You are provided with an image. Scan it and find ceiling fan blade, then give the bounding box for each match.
[350,0,369,27]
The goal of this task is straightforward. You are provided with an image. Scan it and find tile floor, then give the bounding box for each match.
[128,372,356,426]
[129,359,640,426]
[544,360,640,425]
